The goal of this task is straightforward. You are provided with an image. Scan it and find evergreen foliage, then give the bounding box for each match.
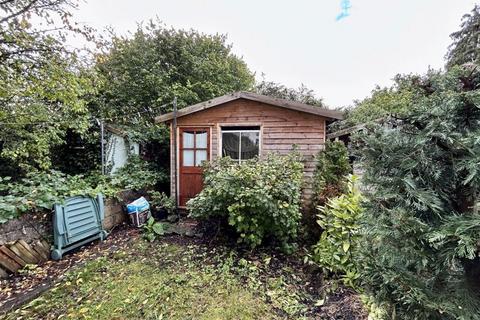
[355,65,480,319]
[446,5,480,69]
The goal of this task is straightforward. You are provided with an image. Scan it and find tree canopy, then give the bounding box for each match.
[254,79,324,107]
[337,73,433,130]
[340,3,480,130]
[0,0,95,172]
[93,20,255,123]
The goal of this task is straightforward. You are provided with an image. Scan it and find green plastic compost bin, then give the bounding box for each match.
[51,194,108,260]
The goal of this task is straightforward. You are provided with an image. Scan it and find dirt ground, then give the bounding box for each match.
[0,224,368,319]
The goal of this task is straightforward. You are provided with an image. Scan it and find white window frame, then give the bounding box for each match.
[220,127,261,163]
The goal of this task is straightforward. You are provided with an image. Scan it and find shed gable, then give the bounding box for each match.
[169,98,327,208]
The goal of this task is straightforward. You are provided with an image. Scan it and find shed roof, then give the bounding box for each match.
[105,124,128,137]
[154,91,343,123]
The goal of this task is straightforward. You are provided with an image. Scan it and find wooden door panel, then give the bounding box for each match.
[179,128,210,207]
[179,173,203,206]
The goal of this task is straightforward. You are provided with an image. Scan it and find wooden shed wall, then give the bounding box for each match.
[169,98,326,209]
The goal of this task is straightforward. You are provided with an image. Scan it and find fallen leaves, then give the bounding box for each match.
[0,226,139,312]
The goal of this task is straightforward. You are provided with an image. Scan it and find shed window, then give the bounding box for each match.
[221,126,260,162]
[181,130,209,167]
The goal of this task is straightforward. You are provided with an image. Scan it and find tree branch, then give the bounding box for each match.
[0,0,39,24]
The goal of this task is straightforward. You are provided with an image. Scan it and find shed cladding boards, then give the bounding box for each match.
[169,98,326,207]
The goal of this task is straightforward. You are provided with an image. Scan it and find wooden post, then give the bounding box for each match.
[173,97,178,210]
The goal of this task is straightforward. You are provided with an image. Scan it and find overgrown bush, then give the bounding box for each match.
[149,191,176,215]
[0,171,113,223]
[355,65,480,319]
[0,156,166,223]
[302,141,352,242]
[312,140,351,207]
[187,153,304,250]
[110,156,166,191]
[311,175,363,287]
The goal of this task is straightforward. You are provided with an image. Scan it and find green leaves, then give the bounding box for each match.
[95,20,255,125]
[312,176,363,281]
[0,1,96,171]
[110,156,166,191]
[148,191,175,215]
[354,65,480,319]
[187,153,304,250]
[152,222,165,236]
[335,74,423,131]
[0,170,98,222]
[446,5,480,69]
[312,141,351,208]
[255,80,324,107]
[0,156,164,223]
[143,217,167,242]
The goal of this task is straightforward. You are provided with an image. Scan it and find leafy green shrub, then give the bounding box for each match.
[0,171,114,223]
[149,191,176,215]
[110,156,166,191]
[355,66,480,319]
[187,153,304,250]
[312,175,363,287]
[143,217,167,242]
[304,141,352,242]
[312,140,351,207]
[0,157,165,223]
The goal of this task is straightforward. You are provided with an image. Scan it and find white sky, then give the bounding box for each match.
[71,0,477,108]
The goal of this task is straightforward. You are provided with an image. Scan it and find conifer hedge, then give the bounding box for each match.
[355,65,480,319]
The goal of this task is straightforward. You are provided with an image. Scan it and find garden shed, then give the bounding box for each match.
[155,92,343,208]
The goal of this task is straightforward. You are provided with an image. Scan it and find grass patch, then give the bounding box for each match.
[2,238,308,319]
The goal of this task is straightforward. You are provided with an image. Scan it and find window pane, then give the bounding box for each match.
[240,132,259,160]
[183,150,194,166]
[195,150,207,166]
[222,132,240,159]
[196,131,207,148]
[183,131,194,148]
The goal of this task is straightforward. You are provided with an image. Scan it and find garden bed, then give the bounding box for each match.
[0,227,367,319]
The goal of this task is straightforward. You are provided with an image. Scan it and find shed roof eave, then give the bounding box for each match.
[154,91,344,123]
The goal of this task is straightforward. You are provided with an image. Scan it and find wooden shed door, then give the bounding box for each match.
[179,128,210,206]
